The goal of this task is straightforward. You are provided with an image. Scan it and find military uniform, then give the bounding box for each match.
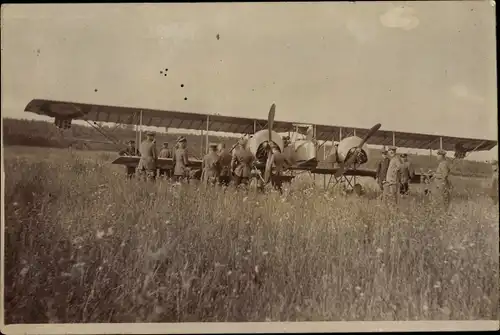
[119,141,139,178]
[158,143,172,178]
[137,133,157,181]
[202,144,221,185]
[173,137,189,182]
[432,149,451,210]
[217,145,233,186]
[383,147,402,204]
[490,160,498,204]
[375,151,390,191]
[399,154,414,195]
[270,145,291,193]
[231,140,254,187]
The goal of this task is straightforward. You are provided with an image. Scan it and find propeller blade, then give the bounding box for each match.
[263,151,273,183]
[358,123,381,148]
[268,103,275,143]
[305,126,314,141]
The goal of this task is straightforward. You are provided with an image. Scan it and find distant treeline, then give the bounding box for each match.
[2,118,493,177]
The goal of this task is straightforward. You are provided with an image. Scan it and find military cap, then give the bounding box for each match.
[436,149,446,156]
[400,153,407,158]
[388,146,397,152]
[162,142,169,146]
[146,131,155,136]
[176,136,187,143]
[209,142,218,148]
[381,148,387,153]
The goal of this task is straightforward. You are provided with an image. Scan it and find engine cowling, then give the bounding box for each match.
[326,136,370,166]
[290,139,317,163]
[246,129,284,162]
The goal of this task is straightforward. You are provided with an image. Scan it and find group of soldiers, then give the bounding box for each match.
[119,133,499,205]
[118,132,291,192]
[374,146,499,208]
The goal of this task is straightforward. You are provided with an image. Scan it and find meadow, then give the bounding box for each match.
[3,145,499,323]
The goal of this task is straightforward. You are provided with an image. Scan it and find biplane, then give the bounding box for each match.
[24,98,498,191]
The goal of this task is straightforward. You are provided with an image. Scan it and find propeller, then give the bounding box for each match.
[305,126,314,141]
[334,123,382,178]
[263,103,276,183]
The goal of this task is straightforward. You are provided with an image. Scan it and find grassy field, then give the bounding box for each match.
[3,145,499,323]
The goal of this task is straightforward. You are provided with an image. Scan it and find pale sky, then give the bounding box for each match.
[1,2,498,160]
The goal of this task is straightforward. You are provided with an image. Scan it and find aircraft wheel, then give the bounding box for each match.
[353,183,363,196]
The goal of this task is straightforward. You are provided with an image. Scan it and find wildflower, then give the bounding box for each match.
[19,266,29,277]
[439,306,451,316]
[107,227,114,236]
[154,306,165,315]
[422,304,429,312]
[355,286,362,293]
[433,281,441,289]
[254,265,259,274]
[96,230,105,239]
[262,251,269,256]
[243,197,248,202]
[376,248,383,255]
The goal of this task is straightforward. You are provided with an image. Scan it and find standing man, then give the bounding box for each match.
[432,149,452,211]
[119,140,139,179]
[489,159,498,204]
[202,143,221,186]
[399,153,415,195]
[173,136,190,182]
[217,142,233,186]
[137,132,158,182]
[269,142,292,194]
[231,137,254,188]
[375,149,390,191]
[158,142,172,178]
[383,146,402,204]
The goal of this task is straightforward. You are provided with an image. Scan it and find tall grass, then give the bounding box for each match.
[3,147,499,323]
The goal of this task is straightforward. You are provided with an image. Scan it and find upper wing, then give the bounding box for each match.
[24,98,294,135]
[314,125,497,153]
[26,99,497,153]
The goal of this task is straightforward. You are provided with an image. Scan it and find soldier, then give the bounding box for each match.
[173,136,189,182]
[119,140,139,179]
[158,142,172,178]
[137,132,158,181]
[431,149,452,211]
[375,149,390,191]
[231,137,254,188]
[399,153,415,195]
[269,142,292,194]
[202,143,221,186]
[490,159,498,204]
[383,146,402,204]
[217,142,233,186]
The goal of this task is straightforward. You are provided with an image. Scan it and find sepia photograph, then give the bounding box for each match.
[1,1,499,333]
